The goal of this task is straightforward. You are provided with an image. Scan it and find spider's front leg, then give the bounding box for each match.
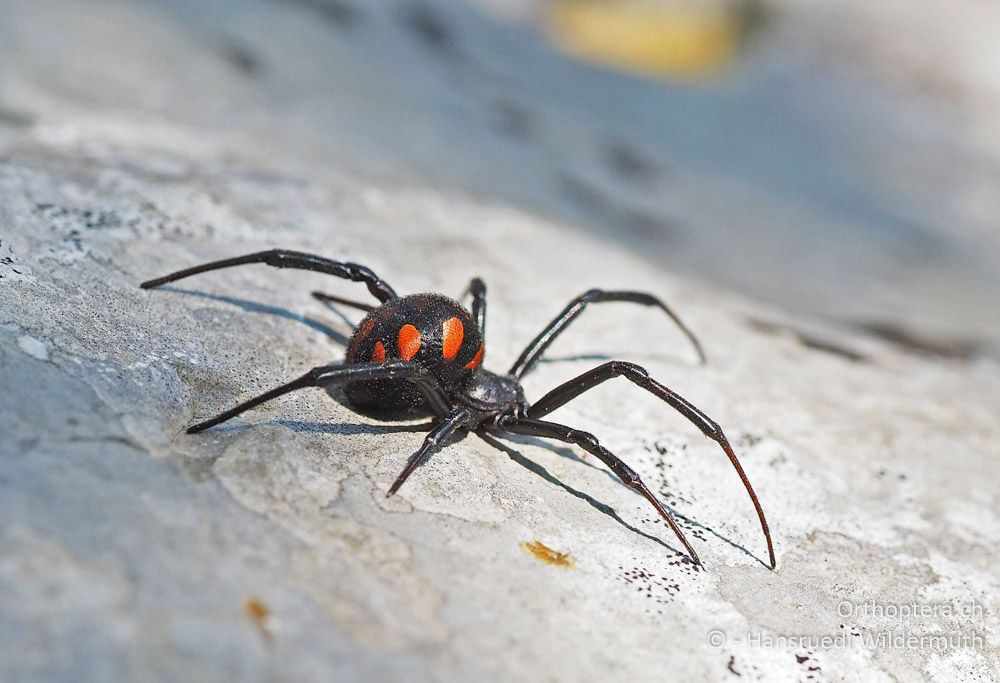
[141,248,398,303]
[387,408,470,496]
[509,289,705,380]
[495,416,701,564]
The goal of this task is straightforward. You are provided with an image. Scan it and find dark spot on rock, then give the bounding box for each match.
[727,655,741,676]
[490,100,536,141]
[65,229,84,251]
[606,142,660,182]
[0,109,36,127]
[796,335,867,363]
[620,208,679,244]
[616,564,682,610]
[317,0,360,26]
[17,438,39,455]
[557,172,684,247]
[556,173,608,213]
[68,435,144,452]
[223,40,263,76]
[747,318,868,363]
[401,3,454,53]
[852,320,977,360]
[282,0,361,28]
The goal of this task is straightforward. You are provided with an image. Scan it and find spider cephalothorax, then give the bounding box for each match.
[141,249,775,568]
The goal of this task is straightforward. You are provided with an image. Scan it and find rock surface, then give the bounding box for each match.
[1,1,999,681]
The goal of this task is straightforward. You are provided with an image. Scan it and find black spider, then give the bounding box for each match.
[141,249,775,568]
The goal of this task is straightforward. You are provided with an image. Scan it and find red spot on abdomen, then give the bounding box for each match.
[398,324,422,360]
[464,345,484,369]
[442,317,464,360]
[371,341,386,362]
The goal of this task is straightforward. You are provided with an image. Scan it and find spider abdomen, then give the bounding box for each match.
[343,294,484,417]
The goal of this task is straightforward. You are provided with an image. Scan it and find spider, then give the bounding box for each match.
[141,249,775,569]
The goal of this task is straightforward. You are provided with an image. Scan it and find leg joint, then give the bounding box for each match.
[268,249,298,267]
[619,465,642,488]
[568,428,600,451]
[345,262,375,281]
[607,360,648,380]
[704,419,724,441]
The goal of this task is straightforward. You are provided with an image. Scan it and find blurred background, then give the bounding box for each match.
[2,0,999,352]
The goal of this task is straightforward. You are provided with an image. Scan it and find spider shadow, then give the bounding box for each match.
[158,286,351,345]
[273,419,436,435]
[535,351,693,367]
[184,416,435,440]
[478,433,693,562]
[651,499,769,568]
[312,295,368,330]
[536,353,614,365]
[503,434,606,473]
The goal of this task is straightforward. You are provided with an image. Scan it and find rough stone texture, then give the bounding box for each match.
[1,1,999,682]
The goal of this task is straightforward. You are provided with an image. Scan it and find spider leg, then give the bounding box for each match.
[509,289,705,380]
[185,360,448,433]
[527,360,775,569]
[496,416,700,565]
[310,291,376,313]
[141,249,397,303]
[387,408,471,496]
[463,277,487,335]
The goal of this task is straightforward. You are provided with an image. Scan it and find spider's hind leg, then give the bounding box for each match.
[527,360,775,569]
[496,416,701,564]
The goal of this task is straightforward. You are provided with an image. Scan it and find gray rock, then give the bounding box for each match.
[1,1,998,681]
